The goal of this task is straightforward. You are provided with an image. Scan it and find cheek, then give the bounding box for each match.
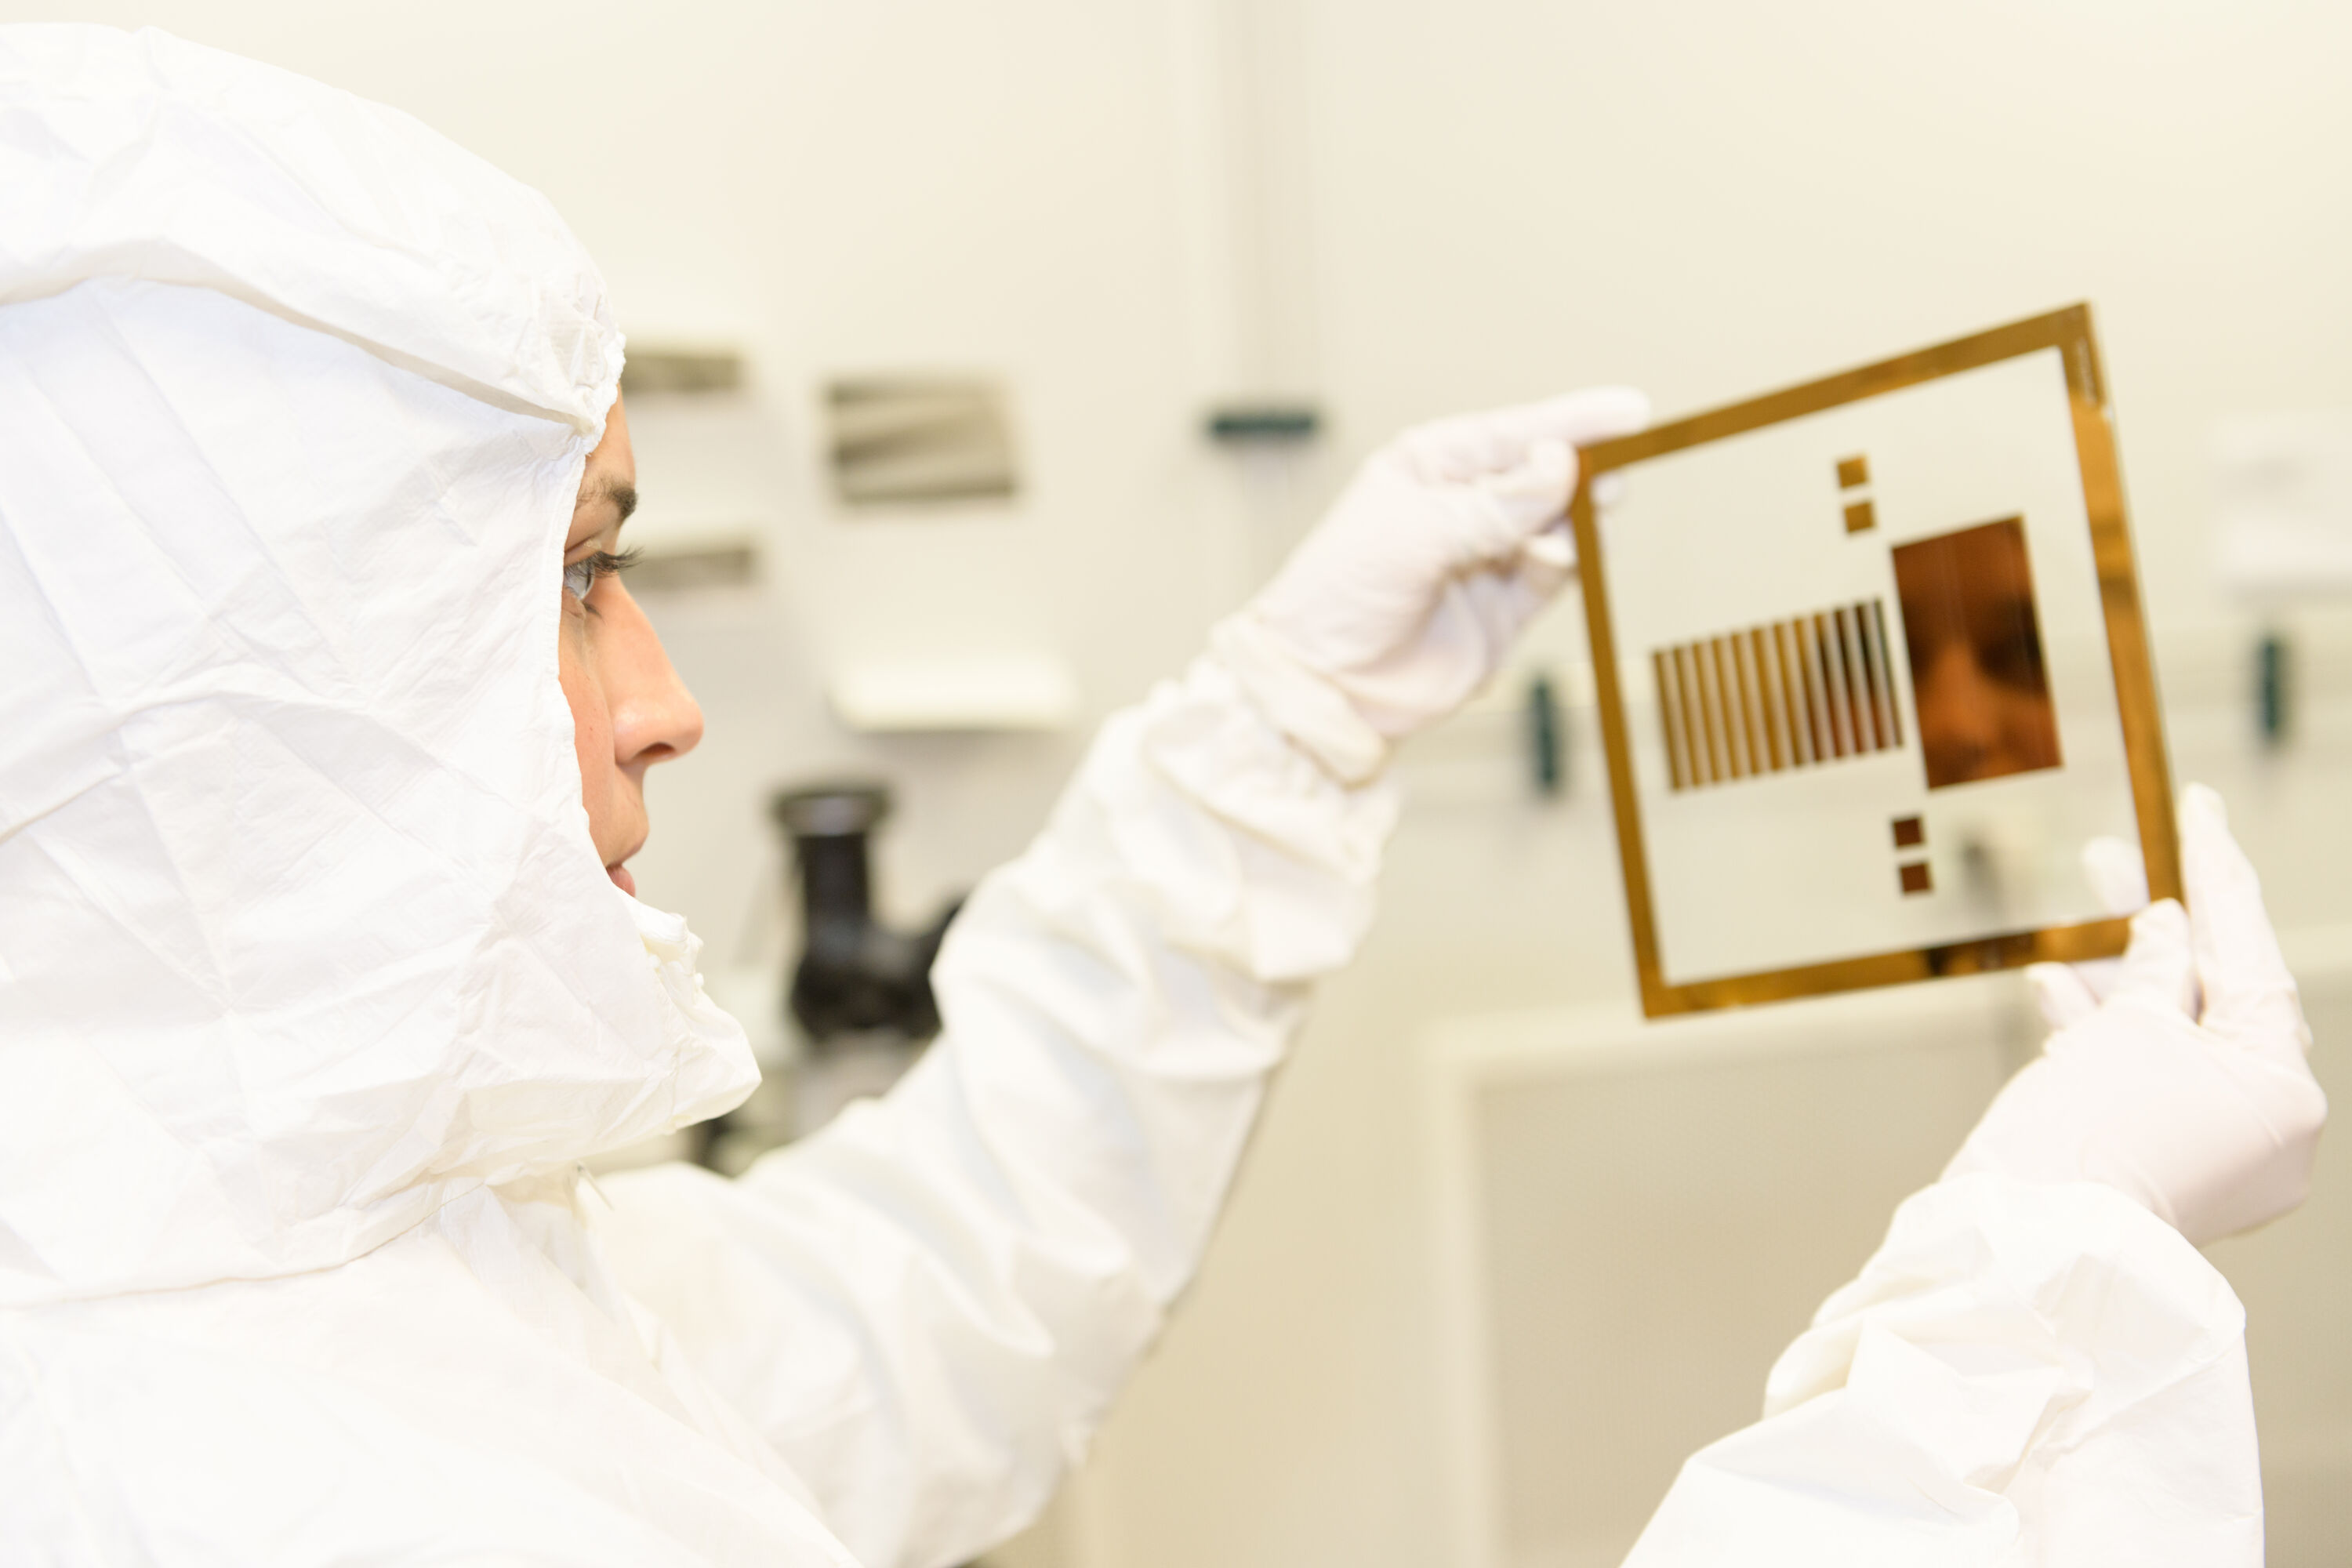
[1911,661,1961,730]
[557,622,616,826]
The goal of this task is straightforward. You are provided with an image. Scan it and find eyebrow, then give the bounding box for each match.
[580,476,639,526]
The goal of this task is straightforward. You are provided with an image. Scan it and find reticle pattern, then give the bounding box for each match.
[1654,601,1904,791]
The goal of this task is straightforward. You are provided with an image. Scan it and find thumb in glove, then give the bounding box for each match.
[1946,785,2325,1245]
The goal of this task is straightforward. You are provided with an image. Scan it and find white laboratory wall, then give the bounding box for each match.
[1425,983,2023,1568]
[17,3,2352,1565]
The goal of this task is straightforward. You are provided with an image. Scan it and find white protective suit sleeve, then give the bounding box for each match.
[593,387,1647,1568]
[1621,1174,2260,1566]
[597,654,1396,1568]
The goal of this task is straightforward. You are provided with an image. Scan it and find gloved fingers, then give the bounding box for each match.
[1433,437,1580,570]
[2027,960,2103,1033]
[1516,522,1577,597]
[2181,782,2311,1058]
[1395,387,1650,482]
[1501,385,1653,449]
[2081,836,2149,916]
[2109,898,2200,1019]
[2023,838,2149,1019]
[1450,568,1555,665]
[1521,521,1575,571]
[1483,434,1579,528]
[1515,471,1633,584]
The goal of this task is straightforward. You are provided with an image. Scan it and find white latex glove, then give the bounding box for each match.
[1944,784,2326,1245]
[1214,388,1650,782]
[2024,833,2150,1029]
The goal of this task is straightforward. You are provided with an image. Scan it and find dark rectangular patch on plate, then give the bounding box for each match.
[1889,516,2062,789]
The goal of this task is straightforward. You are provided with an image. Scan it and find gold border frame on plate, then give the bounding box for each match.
[1568,303,2179,1018]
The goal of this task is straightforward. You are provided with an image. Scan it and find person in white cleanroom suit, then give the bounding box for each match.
[0,26,2322,1568]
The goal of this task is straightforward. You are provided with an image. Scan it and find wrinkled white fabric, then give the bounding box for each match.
[1626,1175,2263,1566]
[0,26,1396,1566]
[597,655,1395,1565]
[0,28,750,1308]
[0,25,618,430]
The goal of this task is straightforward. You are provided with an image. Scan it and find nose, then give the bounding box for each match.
[1917,641,2002,784]
[601,580,704,774]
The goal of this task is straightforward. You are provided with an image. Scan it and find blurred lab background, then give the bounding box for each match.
[24,2,2352,1563]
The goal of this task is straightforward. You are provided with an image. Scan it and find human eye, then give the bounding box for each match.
[562,547,642,603]
[1974,601,2045,688]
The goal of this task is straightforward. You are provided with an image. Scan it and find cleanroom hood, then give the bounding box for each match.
[0,24,758,1307]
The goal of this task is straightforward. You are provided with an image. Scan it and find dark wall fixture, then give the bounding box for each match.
[769,782,961,1046]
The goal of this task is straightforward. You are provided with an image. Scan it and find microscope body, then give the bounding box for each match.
[770,782,957,1050]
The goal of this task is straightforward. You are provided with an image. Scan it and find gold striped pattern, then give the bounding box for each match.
[1655,600,1904,791]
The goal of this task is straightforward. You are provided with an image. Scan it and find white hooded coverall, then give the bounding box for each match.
[0,26,2265,1567]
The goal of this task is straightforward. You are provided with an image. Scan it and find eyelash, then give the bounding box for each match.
[563,547,641,602]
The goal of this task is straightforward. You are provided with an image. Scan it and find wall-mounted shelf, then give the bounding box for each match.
[828,653,1079,733]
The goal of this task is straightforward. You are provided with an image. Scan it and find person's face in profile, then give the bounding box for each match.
[1893,518,2063,789]
[557,397,705,895]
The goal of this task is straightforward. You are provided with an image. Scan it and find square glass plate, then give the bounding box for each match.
[1569,306,2176,1016]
